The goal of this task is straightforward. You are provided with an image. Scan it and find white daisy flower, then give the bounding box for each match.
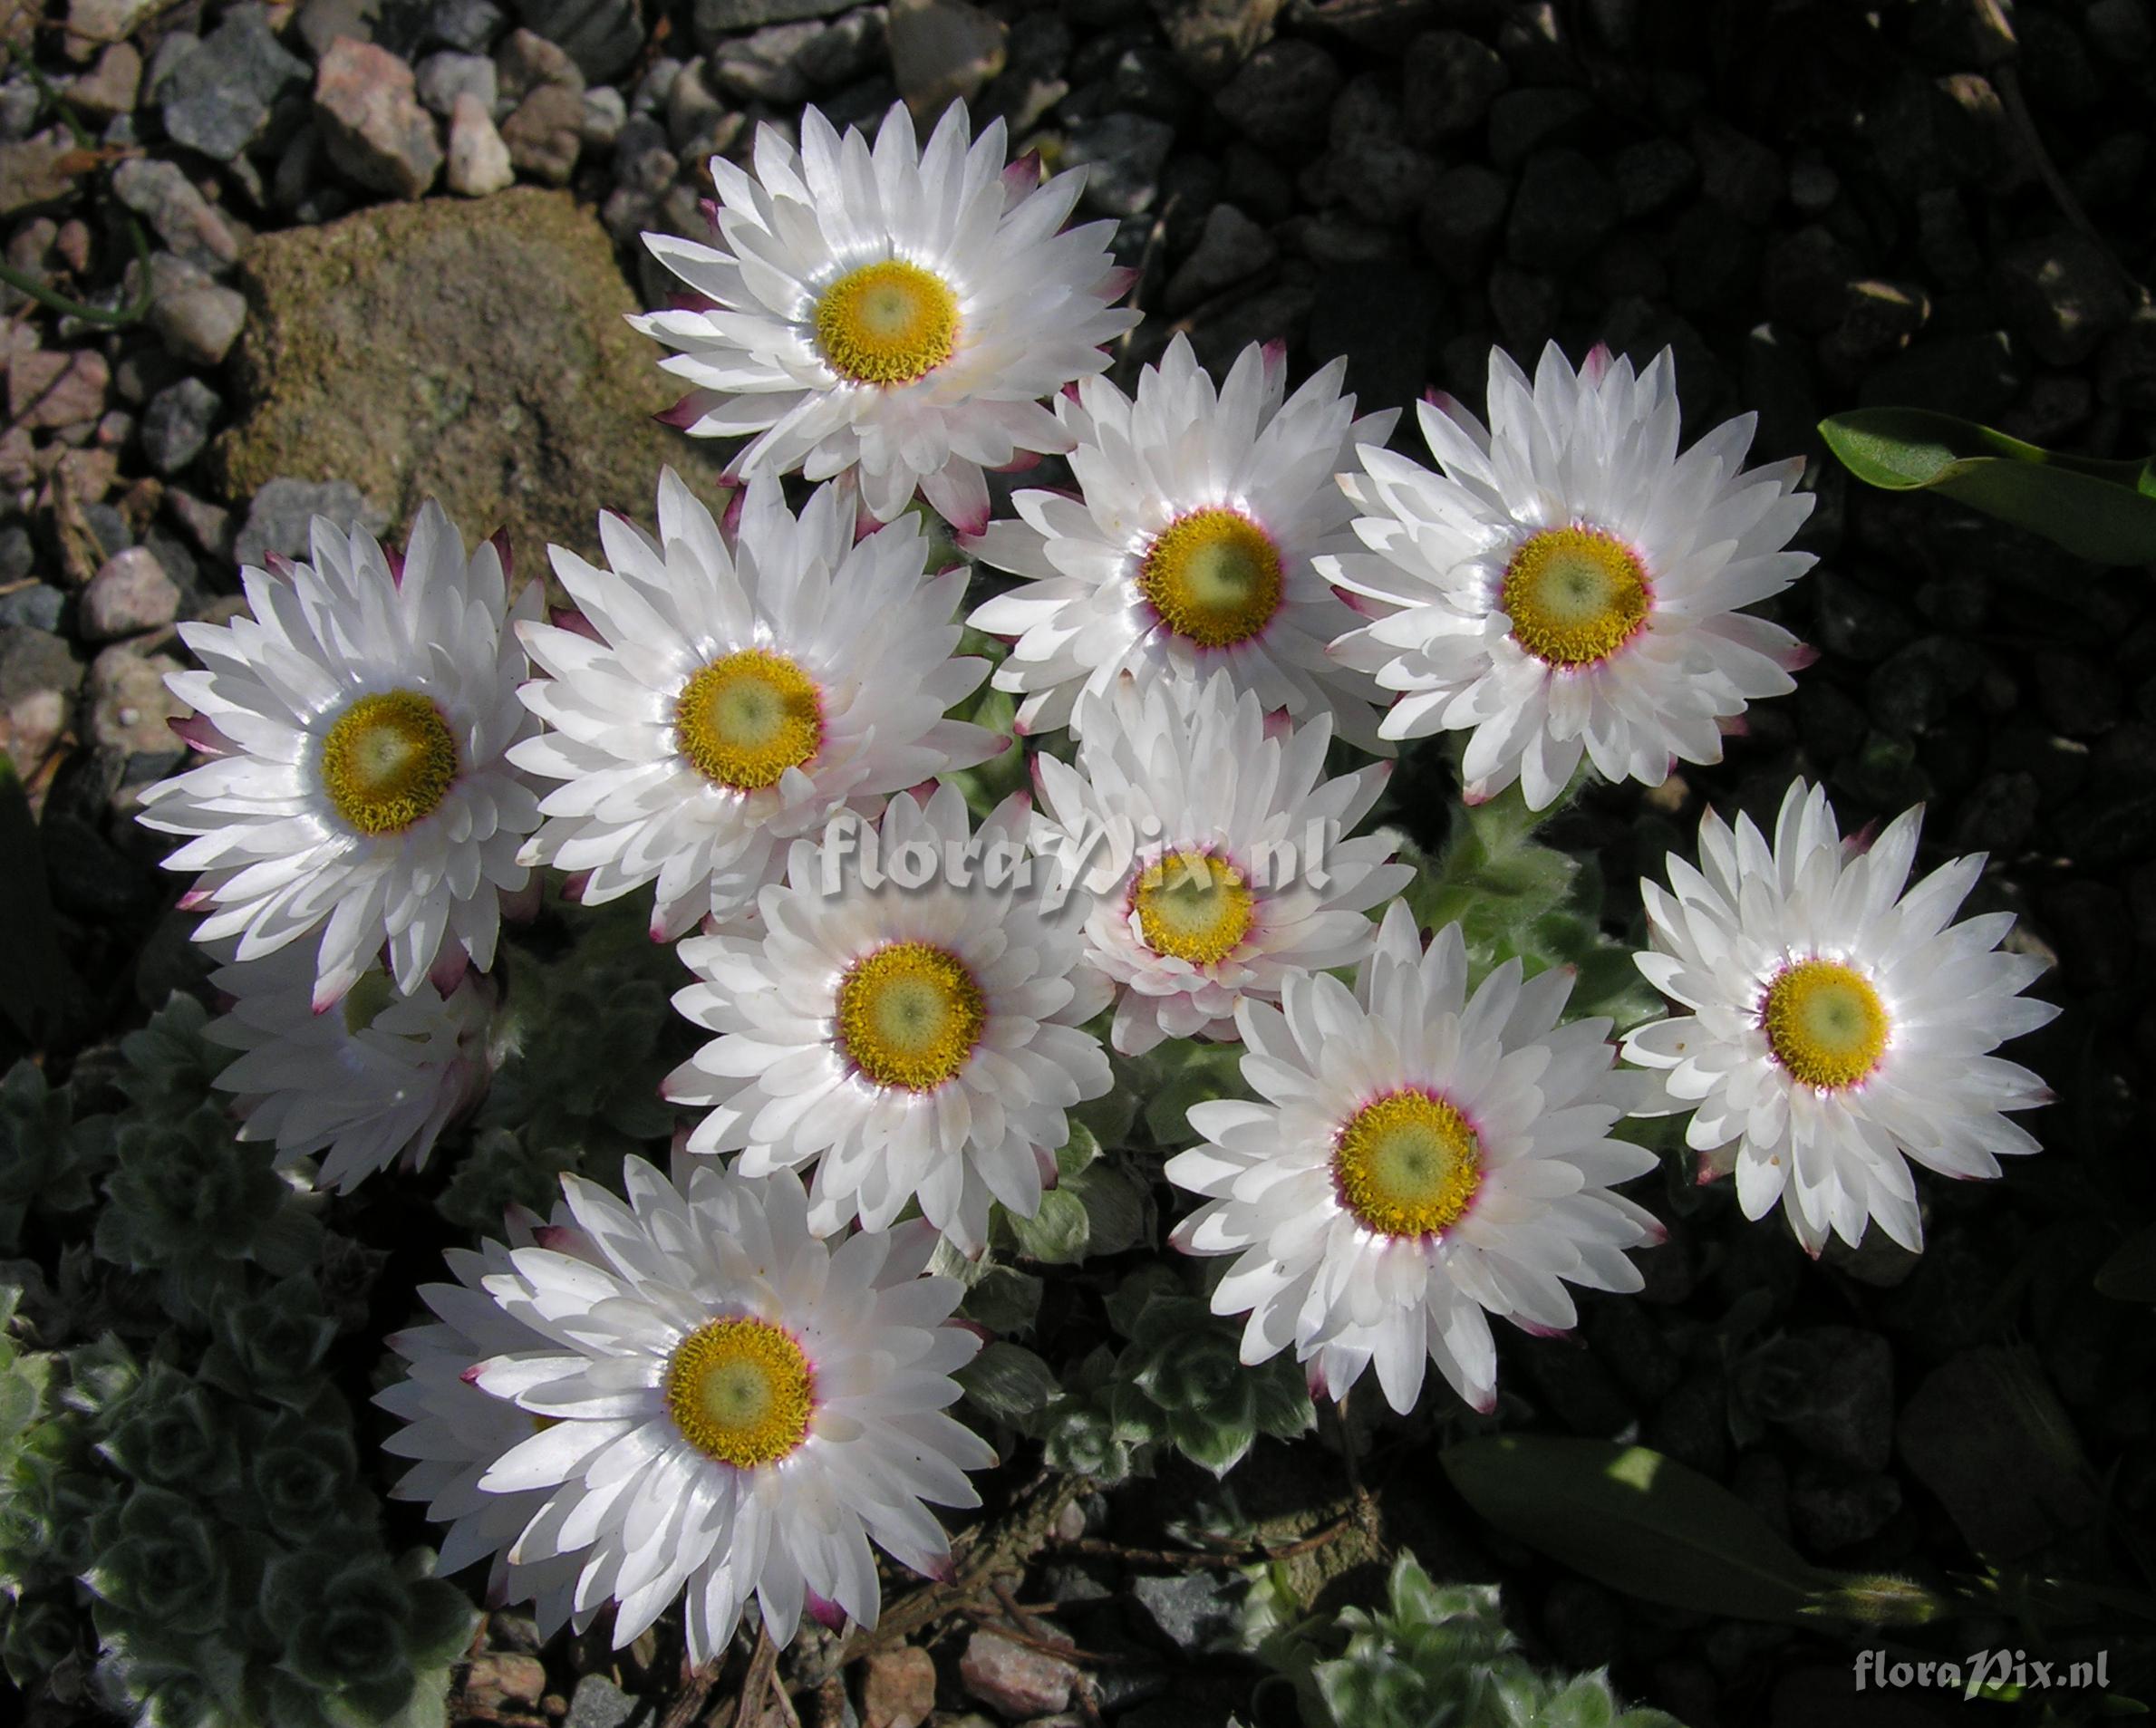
[464,1159,995,1661]
[511,470,1004,941]
[1619,778,2059,1256]
[1327,341,1818,808]
[1165,902,1664,1414]
[1031,669,1413,1056]
[207,944,491,1194]
[632,101,1137,529]
[376,1200,598,1635]
[664,782,1113,1255]
[964,335,1399,745]
[137,501,543,1008]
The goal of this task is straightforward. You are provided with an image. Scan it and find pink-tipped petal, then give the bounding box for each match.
[561,870,593,904]
[1102,265,1139,302]
[265,552,299,580]
[1781,641,1821,671]
[655,393,713,431]
[699,197,722,235]
[384,545,405,587]
[488,526,514,589]
[1716,711,1750,739]
[548,605,605,643]
[177,886,212,911]
[428,944,470,997]
[1001,151,1042,197]
[667,289,720,314]
[991,449,1043,474]
[1582,342,1615,384]
[804,1591,846,1633]
[501,877,544,924]
[168,711,231,756]
[719,487,747,539]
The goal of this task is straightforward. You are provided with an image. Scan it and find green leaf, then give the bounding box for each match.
[1006,1187,1090,1264]
[1819,408,2156,565]
[1442,1435,1835,1624]
[1054,1122,1102,1178]
[0,756,70,1046]
[1168,1403,1257,1476]
[1143,1045,1250,1146]
[1067,1160,1148,1258]
[2095,1224,2156,1303]
[1105,1264,1183,1339]
[959,1265,1042,1337]
[957,1342,1059,1423]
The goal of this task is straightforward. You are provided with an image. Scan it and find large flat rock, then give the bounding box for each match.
[214,188,727,567]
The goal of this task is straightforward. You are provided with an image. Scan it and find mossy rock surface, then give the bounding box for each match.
[214,187,730,567]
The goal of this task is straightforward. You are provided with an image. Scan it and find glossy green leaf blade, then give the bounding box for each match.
[1442,1435,1835,1624]
[1819,408,2156,565]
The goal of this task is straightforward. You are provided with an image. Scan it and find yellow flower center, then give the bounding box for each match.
[1500,526,1650,668]
[835,942,986,1093]
[662,1318,814,1469]
[318,690,459,835]
[1761,958,1890,1089]
[675,649,824,791]
[1332,1089,1483,1238]
[1134,850,1253,965]
[1137,508,1284,649]
[814,259,960,385]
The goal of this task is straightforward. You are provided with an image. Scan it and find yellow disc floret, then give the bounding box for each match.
[318,690,459,835]
[675,649,824,791]
[1134,850,1254,965]
[1137,509,1284,649]
[836,942,986,1092]
[1333,1089,1484,1237]
[1762,958,1890,1089]
[662,1318,815,1469]
[1500,526,1650,668]
[815,259,960,385]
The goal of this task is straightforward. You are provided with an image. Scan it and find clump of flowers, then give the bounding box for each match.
[41,88,2069,1723]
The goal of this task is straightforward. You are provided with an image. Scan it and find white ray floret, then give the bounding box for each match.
[1030,669,1413,1055]
[1165,902,1664,1415]
[460,1159,995,1661]
[376,1200,598,1635]
[511,471,1002,940]
[137,501,542,1008]
[664,783,1112,1255]
[633,101,1137,529]
[1328,341,1817,808]
[207,944,491,1194]
[1621,777,2059,1256]
[966,335,1398,746]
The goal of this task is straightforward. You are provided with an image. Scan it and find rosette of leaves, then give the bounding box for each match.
[0,1062,111,1255]
[440,893,682,1229]
[1258,1552,1686,1728]
[988,1121,1154,1267]
[106,992,227,1121]
[93,1101,323,1327]
[959,1265,1312,1483]
[0,1298,130,1691]
[1396,784,1661,1035]
[0,1000,475,1726]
